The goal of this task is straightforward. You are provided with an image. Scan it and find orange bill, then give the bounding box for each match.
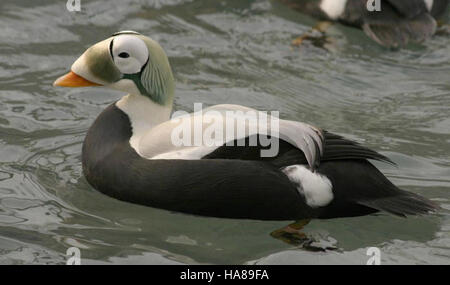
[53,71,102,87]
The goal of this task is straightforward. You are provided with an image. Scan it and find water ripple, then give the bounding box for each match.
[0,0,449,264]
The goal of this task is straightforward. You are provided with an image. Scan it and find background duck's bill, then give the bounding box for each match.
[53,71,102,87]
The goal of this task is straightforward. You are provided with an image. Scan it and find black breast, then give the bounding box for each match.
[81,103,314,220]
[81,103,435,220]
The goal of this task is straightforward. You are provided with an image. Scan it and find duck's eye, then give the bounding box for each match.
[118,52,130,58]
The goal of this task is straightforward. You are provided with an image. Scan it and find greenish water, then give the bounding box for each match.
[0,0,449,264]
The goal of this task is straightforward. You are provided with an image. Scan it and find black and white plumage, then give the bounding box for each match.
[280,0,449,48]
[54,32,438,221]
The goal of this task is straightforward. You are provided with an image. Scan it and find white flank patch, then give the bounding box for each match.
[320,0,347,20]
[424,0,434,11]
[282,165,333,208]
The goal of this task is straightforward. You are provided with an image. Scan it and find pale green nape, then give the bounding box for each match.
[137,35,175,106]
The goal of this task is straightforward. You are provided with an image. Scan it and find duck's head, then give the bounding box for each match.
[53,31,174,106]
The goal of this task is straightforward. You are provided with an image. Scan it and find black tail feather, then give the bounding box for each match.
[318,160,439,219]
[323,132,395,166]
[358,190,440,217]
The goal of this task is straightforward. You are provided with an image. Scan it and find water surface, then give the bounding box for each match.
[0,0,449,264]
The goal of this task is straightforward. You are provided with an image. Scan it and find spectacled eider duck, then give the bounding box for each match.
[53,31,438,244]
[279,0,449,48]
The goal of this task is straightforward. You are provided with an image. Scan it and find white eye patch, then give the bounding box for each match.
[112,35,149,74]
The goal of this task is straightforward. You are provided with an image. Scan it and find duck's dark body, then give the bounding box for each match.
[82,103,436,220]
[280,0,449,47]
